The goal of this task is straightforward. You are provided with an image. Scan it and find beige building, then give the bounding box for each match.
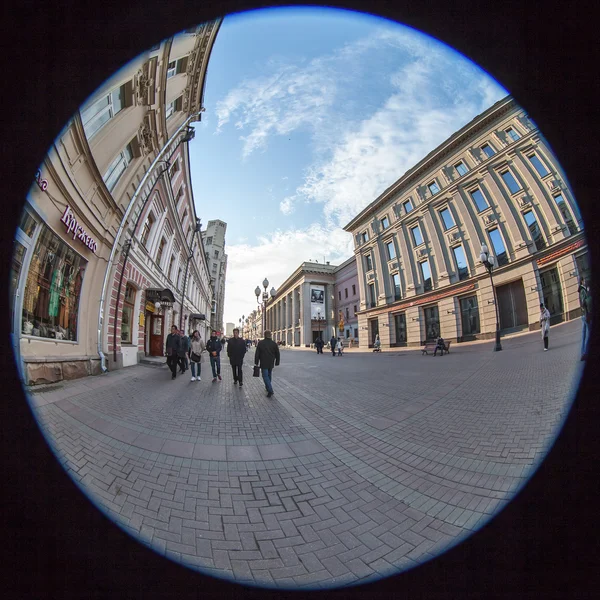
[344,96,588,348]
[201,219,228,334]
[12,21,222,384]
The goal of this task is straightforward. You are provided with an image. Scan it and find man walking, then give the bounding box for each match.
[329,335,337,357]
[255,330,280,398]
[165,325,181,380]
[579,277,592,360]
[206,330,223,382]
[314,337,324,354]
[227,327,247,387]
[540,302,551,351]
[178,329,190,374]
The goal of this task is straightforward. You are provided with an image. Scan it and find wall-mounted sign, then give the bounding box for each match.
[35,170,48,191]
[139,312,145,327]
[60,205,98,253]
[310,285,325,319]
[145,301,155,313]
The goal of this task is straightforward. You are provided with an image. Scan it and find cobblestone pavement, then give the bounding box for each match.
[28,320,584,590]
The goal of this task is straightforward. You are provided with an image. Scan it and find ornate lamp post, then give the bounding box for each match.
[316,308,325,341]
[255,278,276,338]
[480,243,503,352]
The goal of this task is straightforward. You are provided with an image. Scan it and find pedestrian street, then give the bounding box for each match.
[28,319,584,589]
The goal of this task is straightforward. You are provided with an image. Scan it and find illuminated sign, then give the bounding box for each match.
[60,205,98,253]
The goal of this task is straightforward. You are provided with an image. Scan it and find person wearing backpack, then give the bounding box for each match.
[579,277,592,361]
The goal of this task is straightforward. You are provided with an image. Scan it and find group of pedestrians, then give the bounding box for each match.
[314,336,344,356]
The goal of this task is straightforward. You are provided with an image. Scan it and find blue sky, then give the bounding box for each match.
[188,6,508,326]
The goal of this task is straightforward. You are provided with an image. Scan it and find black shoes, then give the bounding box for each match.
[267,391,273,398]
[171,375,176,380]
[239,382,243,387]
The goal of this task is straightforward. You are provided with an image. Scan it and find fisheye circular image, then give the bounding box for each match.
[11,5,590,591]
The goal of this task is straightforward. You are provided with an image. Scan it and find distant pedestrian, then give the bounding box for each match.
[206,330,223,382]
[165,325,181,380]
[373,334,381,352]
[178,330,190,373]
[336,337,344,356]
[578,277,592,361]
[255,330,280,398]
[227,328,247,387]
[433,336,446,356]
[189,330,205,381]
[330,335,337,356]
[314,337,324,354]
[540,303,551,351]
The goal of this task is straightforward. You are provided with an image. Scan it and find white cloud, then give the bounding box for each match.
[279,196,295,215]
[223,225,352,324]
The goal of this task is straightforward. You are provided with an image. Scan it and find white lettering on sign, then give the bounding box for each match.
[60,205,98,253]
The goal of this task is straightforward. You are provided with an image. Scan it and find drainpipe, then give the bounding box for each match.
[97,113,200,373]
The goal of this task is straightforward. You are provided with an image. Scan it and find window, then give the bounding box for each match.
[488,228,509,266]
[392,273,401,301]
[381,216,390,230]
[423,305,440,340]
[439,207,455,230]
[481,143,495,158]
[386,241,396,260]
[345,288,348,298]
[165,97,183,119]
[505,127,520,142]
[460,296,480,335]
[214,250,219,258]
[361,231,369,244]
[103,143,134,192]
[403,199,414,213]
[168,255,176,280]
[140,213,154,247]
[452,245,469,280]
[352,284,356,295]
[21,223,87,342]
[523,210,546,251]
[365,254,373,271]
[454,161,468,176]
[345,307,350,320]
[353,304,357,314]
[206,236,213,245]
[554,194,577,235]
[500,169,522,194]
[394,313,407,344]
[428,181,440,195]
[121,284,136,344]
[354,327,358,338]
[81,84,127,139]
[469,188,488,212]
[368,284,376,307]
[410,224,424,247]
[420,260,432,292]
[177,267,182,289]
[167,61,177,79]
[156,238,166,268]
[528,153,550,177]
[338,291,342,301]
[167,57,189,78]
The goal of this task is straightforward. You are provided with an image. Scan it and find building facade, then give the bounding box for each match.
[333,256,359,344]
[344,96,588,348]
[266,261,339,346]
[12,21,222,384]
[201,219,228,334]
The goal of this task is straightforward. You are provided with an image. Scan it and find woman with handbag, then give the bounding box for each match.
[540,303,551,351]
[189,330,206,381]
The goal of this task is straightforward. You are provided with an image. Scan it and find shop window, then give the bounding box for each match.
[19,209,38,238]
[394,313,407,344]
[460,295,480,335]
[21,224,87,342]
[121,284,136,344]
[423,305,440,341]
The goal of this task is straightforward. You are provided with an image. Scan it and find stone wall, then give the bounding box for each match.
[25,357,103,386]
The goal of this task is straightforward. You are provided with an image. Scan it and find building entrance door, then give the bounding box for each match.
[423,305,440,342]
[496,279,528,332]
[368,319,379,347]
[539,267,564,325]
[149,314,164,356]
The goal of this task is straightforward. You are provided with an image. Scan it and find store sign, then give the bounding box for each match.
[35,169,48,191]
[145,301,155,313]
[60,205,98,253]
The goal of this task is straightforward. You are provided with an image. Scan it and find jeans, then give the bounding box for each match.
[543,335,549,350]
[178,355,187,372]
[582,318,591,356]
[261,368,274,394]
[166,354,178,378]
[210,355,221,377]
[232,364,243,383]
[190,361,201,378]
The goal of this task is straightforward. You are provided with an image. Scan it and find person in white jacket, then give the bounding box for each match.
[335,337,344,356]
[540,303,551,351]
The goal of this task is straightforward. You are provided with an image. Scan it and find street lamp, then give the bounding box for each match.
[316,308,325,341]
[480,243,503,352]
[255,278,276,338]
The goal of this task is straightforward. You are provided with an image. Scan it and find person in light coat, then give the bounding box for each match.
[335,337,344,356]
[188,330,206,381]
[540,302,551,351]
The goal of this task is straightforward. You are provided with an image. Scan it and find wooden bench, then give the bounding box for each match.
[421,340,451,355]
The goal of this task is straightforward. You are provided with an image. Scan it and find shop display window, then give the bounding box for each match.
[21,224,87,341]
[121,284,136,344]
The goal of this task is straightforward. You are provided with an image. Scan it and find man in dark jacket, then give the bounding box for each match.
[178,330,190,373]
[165,325,181,380]
[227,328,247,387]
[314,337,324,354]
[254,330,280,398]
[206,330,223,382]
[329,335,337,356]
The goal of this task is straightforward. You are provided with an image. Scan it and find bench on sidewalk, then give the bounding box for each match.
[422,340,451,355]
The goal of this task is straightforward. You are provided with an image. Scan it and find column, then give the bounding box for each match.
[396,224,416,296]
[423,208,451,287]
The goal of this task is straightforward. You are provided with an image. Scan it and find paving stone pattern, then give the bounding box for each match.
[29,321,584,589]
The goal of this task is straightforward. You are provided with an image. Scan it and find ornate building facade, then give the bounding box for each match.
[344,96,588,348]
[201,219,228,334]
[12,21,222,384]
[333,256,359,345]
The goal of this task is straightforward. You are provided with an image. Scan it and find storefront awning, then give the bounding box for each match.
[145,288,176,304]
[189,313,206,321]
